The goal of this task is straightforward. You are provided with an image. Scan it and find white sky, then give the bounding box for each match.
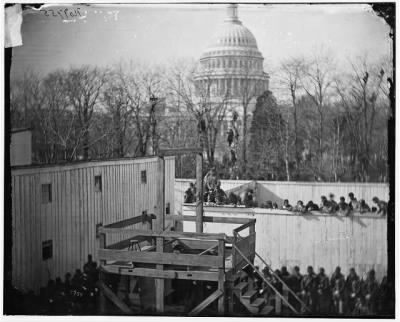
[11,3,392,83]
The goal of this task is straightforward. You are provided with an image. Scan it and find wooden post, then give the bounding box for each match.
[232,232,237,273]
[196,153,203,233]
[155,156,165,313]
[99,270,107,314]
[249,222,255,263]
[99,232,106,266]
[217,239,225,315]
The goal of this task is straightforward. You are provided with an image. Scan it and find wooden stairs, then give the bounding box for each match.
[232,269,274,316]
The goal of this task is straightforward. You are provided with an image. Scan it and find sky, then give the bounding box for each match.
[11,3,392,83]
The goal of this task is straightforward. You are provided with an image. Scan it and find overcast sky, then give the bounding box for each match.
[12,3,391,83]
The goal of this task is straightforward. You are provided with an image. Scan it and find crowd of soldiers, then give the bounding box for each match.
[254,265,394,316]
[184,175,387,216]
[272,192,387,216]
[10,254,100,314]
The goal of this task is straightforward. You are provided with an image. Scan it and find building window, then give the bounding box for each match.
[95,175,102,192]
[141,170,147,184]
[41,184,52,204]
[42,240,53,260]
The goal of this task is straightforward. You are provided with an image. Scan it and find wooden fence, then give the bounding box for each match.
[182,206,388,281]
[11,156,175,293]
[175,179,389,216]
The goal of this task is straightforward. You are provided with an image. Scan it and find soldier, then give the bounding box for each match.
[372,197,387,216]
[348,192,359,211]
[83,254,98,283]
[345,268,360,291]
[316,268,330,315]
[363,269,379,314]
[331,266,345,314]
[301,266,318,314]
[282,199,293,211]
[280,266,290,283]
[288,266,303,313]
[345,268,360,314]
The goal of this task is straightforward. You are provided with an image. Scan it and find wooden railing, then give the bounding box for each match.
[98,215,256,274]
[98,226,227,270]
[232,219,256,271]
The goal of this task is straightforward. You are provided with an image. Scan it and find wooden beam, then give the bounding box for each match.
[218,239,225,314]
[179,239,222,250]
[98,281,133,314]
[196,153,203,233]
[233,219,257,233]
[155,157,165,313]
[104,215,143,229]
[99,233,106,266]
[188,289,223,316]
[170,215,254,225]
[98,227,226,241]
[106,235,152,250]
[98,249,222,268]
[111,267,220,281]
[198,243,218,256]
[159,147,202,156]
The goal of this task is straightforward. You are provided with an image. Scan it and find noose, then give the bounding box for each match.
[227,111,239,179]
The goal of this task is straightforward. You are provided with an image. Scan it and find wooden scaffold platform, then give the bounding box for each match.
[96,148,307,316]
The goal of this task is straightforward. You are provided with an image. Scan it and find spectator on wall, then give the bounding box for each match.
[282,199,293,211]
[358,199,371,213]
[372,197,387,216]
[305,200,319,212]
[348,192,359,211]
[294,200,306,213]
[329,194,339,212]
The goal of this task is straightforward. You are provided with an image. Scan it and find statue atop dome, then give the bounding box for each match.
[225,4,240,23]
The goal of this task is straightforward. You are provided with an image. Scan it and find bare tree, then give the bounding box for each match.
[65,66,107,160]
[301,49,335,171]
[278,57,308,177]
[40,70,80,161]
[115,61,165,157]
[235,65,268,174]
[334,56,387,181]
[168,61,230,167]
[102,68,134,158]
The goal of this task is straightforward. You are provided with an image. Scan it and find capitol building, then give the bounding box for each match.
[195,4,269,113]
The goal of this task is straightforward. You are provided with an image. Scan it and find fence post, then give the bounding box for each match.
[99,232,106,266]
[218,238,225,315]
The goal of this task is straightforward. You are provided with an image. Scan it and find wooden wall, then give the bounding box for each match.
[183,207,388,281]
[175,179,389,216]
[11,130,32,166]
[11,156,175,293]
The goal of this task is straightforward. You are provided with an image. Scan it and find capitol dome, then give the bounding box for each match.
[195,4,269,99]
